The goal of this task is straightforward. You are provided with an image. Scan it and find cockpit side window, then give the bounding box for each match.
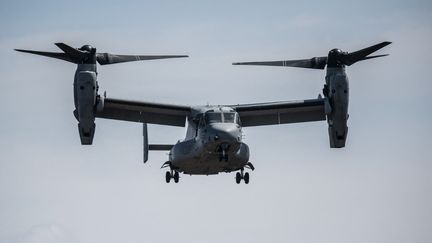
[223,112,236,123]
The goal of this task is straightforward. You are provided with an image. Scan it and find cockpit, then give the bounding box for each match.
[189,108,242,139]
[201,111,240,125]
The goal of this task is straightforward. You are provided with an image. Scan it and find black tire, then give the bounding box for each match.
[165,171,171,183]
[244,172,250,184]
[174,171,179,183]
[235,172,241,184]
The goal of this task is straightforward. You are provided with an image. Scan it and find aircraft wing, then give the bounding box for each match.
[96,98,191,127]
[231,98,326,127]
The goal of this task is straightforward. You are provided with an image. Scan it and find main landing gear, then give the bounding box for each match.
[161,161,179,183]
[165,170,179,183]
[235,162,255,184]
[236,170,249,184]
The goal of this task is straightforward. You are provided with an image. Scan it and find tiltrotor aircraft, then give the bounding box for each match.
[15,41,390,184]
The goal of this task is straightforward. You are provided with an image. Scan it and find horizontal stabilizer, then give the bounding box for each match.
[149,144,174,151]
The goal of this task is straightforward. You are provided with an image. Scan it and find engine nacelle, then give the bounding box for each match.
[328,118,348,148]
[75,70,98,145]
[325,68,349,148]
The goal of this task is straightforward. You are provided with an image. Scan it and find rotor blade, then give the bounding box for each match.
[343,41,391,66]
[96,53,188,65]
[54,43,86,60]
[233,57,327,69]
[358,54,389,61]
[14,49,76,63]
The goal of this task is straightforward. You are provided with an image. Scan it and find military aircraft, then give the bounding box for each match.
[15,41,390,184]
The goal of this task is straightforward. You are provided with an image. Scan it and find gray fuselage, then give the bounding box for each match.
[169,106,249,175]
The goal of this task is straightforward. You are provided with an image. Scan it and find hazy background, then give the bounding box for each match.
[1,1,431,242]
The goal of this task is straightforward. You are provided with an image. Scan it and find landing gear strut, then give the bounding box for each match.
[162,161,180,183]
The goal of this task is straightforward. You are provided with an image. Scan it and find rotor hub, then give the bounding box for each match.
[327,48,347,68]
[80,45,95,53]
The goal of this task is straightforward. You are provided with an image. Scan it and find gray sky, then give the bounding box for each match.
[1,1,431,243]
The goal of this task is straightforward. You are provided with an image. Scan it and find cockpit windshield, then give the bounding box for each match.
[205,112,222,123]
[204,112,239,124]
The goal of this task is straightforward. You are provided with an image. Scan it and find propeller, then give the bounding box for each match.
[232,41,391,69]
[15,43,188,65]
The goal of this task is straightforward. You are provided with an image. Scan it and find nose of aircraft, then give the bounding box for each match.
[207,123,240,142]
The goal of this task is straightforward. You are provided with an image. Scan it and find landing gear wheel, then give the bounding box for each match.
[165,171,171,183]
[235,172,241,184]
[173,171,179,183]
[235,167,252,184]
[244,172,250,184]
